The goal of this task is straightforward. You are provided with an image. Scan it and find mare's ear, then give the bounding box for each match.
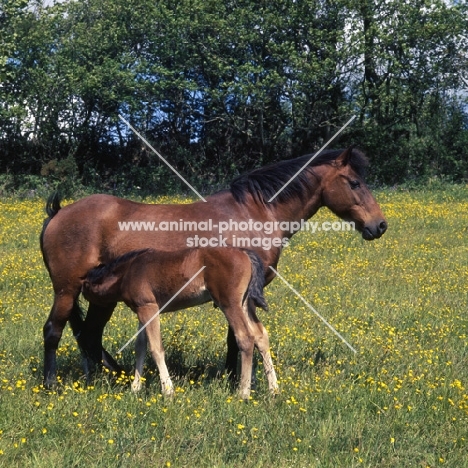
[335,145,355,167]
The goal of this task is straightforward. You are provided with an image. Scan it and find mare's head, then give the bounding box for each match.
[230,146,387,240]
[318,147,387,240]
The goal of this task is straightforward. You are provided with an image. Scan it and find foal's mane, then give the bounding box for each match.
[85,248,153,284]
[230,148,368,204]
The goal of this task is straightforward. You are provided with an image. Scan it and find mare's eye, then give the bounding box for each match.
[349,180,361,190]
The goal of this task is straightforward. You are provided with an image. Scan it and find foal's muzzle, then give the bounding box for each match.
[362,220,388,240]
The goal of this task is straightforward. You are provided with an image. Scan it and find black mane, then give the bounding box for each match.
[230,148,369,204]
[85,249,153,284]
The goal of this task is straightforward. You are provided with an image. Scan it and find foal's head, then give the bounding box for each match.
[82,269,121,305]
[82,249,152,305]
[318,147,387,240]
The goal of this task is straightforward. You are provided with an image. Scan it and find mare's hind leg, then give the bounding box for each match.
[225,326,240,381]
[80,302,118,377]
[101,348,122,373]
[137,305,174,397]
[132,322,147,392]
[43,293,75,387]
[247,300,278,394]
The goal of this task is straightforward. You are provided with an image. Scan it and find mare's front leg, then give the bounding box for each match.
[137,305,174,397]
[80,302,119,378]
[225,326,240,381]
[131,321,148,392]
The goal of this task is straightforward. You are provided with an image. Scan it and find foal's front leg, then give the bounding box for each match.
[247,301,278,395]
[131,321,147,392]
[137,305,174,397]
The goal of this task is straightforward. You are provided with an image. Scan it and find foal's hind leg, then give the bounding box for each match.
[137,305,174,397]
[132,322,147,392]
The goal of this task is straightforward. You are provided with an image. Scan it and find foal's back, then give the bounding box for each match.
[83,247,262,313]
[120,247,258,309]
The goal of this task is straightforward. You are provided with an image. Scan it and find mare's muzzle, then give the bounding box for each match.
[362,220,388,240]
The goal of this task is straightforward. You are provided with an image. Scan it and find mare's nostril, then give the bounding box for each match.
[379,220,388,234]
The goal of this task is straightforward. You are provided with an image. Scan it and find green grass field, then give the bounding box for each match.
[1,186,467,467]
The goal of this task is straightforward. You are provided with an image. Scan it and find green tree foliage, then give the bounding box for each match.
[0,0,467,192]
[348,0,468,182]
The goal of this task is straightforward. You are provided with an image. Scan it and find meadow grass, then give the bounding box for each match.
[0,187,467,467]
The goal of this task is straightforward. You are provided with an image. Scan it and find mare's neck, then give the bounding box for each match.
[268,172,324,239]
[206,183,323,226]
[272,191,322,225]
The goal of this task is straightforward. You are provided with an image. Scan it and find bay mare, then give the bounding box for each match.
[40,147,387,386]
[82,247,275,399]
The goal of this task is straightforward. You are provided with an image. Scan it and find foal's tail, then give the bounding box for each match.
[245,250,268,311]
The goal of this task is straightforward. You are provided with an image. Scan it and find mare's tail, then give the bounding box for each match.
[40,192,62,264]
[69,299,85,337]
[45,191,62,218]
[245,250,268,311]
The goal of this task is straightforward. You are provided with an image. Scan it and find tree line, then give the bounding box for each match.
[1,0,467,195]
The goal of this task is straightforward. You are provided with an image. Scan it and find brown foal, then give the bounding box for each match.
[82,247,277,399]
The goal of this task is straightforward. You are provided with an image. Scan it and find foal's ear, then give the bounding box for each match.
[335,146,354,167]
